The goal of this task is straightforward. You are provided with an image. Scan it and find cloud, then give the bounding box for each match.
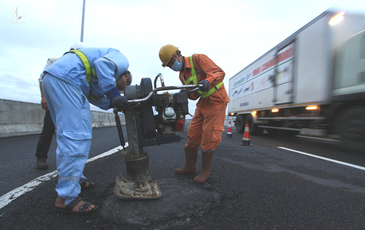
[0,73,40,104]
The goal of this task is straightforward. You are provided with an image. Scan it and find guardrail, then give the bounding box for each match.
[0,99,124,138]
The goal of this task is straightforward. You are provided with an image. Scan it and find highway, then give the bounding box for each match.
[1,125,365,229]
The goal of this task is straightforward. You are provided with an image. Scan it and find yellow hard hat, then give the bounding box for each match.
[159,44,178,67]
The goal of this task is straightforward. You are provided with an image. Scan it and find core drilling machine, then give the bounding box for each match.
[114,74,202,200]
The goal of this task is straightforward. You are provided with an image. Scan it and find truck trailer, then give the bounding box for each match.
[228,10,365,153]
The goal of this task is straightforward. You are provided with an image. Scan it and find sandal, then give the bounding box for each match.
[55,196,98,215]
[80,180,95,190]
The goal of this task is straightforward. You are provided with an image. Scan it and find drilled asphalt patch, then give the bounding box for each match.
[100,177,221,225]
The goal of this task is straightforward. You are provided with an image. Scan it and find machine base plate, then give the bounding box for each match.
[114,174,162,200]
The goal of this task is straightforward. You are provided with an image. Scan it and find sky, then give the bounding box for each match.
[1,0,365,114]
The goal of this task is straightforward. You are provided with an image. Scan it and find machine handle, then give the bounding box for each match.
[154,73,165,88]
[114,108,126,149]
[127,84,203,103]
[189,84,203,93]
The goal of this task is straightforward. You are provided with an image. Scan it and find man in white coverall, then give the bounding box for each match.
[35,42,87,169]
[42,47,131,214]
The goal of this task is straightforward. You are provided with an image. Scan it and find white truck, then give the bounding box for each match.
[228,10,365,153]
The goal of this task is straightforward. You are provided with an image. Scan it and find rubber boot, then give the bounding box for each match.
[193,151,213,184]
[174,147,198,174]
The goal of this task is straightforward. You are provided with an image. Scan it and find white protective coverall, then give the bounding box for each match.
[42,47,129,205]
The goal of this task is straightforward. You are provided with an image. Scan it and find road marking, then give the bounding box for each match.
[0,145,125,210]
[278,147,365,171]
[297,135,340,142]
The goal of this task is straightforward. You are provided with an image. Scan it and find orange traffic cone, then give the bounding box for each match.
[240,123,252,146]
[227,121,233,137]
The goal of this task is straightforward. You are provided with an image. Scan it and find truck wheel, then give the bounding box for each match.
[338,107,365,154]
[236,115,245,133]
[245,115,263,135]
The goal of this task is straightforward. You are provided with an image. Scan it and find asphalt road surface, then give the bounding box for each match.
[1,125,365,229]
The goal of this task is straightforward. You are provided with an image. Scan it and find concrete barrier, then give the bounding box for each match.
[0,99,124,138]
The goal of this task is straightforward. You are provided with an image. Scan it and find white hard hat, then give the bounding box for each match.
[71,42,87,50]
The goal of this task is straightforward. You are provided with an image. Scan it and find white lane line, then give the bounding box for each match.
[297,135,340,142]
[278,147,365,171]
[0,145,125,210]
[86,145,125,163]
[0,171,58,210]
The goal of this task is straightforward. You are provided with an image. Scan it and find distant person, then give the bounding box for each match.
[42,46,131,215]
[159,44,230,184]
[35,58,57,169]
[35,42,87,169]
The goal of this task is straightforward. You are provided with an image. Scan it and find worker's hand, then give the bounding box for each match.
[41,97,49,111]
[198,80,210,92]
[112,95,128,112]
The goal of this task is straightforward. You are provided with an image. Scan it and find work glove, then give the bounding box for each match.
[112,95,128,112]
[198,80,210,92]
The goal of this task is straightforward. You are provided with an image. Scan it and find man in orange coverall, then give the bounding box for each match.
[159,44,230,183]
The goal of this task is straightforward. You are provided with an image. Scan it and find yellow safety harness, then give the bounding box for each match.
[65,50,100,100]
[182,55,223,99]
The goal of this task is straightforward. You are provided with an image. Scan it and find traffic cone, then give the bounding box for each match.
[240,123,252,146]
[227,121,233,137]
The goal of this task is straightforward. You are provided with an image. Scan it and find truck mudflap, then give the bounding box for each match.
[114,173,162,200]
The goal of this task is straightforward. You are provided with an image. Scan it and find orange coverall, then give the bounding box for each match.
[179,54,230,151]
